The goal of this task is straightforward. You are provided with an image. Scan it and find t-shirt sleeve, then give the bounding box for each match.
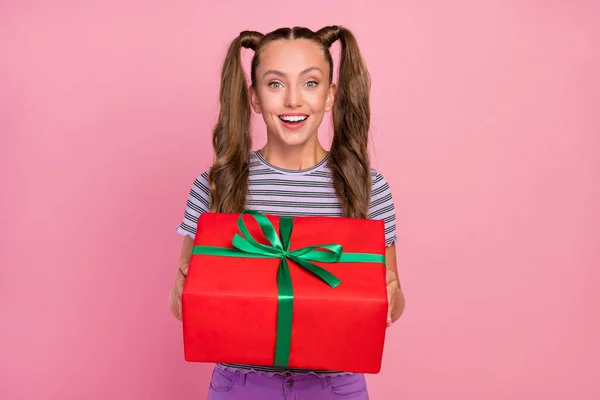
[368,171,398,247]
[176,171,210,239]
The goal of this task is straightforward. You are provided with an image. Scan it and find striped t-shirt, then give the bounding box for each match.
[177,150,397,374]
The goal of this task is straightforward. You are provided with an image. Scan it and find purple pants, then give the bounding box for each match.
[207,366,369,399]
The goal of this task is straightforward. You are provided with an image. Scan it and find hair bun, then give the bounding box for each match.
[316,25,341,48]
[240,31,264,51]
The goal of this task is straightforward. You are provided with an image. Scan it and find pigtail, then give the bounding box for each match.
[209,31,263,213]
[318,26,372,218]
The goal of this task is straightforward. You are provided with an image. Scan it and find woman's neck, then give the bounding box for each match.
[259,142,328,171]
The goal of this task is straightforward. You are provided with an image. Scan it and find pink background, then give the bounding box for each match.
[1,1,599,399]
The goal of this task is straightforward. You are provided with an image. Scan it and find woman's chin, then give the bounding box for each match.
[269,130,316,148]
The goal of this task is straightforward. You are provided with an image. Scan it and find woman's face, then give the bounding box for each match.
[250,39,336,149]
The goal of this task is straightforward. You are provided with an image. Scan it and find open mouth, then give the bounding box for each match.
[278,115,308,125]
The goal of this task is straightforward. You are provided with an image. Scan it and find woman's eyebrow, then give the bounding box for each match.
[263,66,324,78]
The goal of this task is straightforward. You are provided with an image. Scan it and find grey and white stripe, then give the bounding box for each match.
[178,151,397,245]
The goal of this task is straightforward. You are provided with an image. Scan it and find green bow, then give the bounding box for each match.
[191,210,385,367]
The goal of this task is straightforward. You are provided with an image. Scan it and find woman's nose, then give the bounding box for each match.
[284,87,302,108]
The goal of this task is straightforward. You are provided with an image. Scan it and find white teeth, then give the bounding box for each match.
[280,115,307,122]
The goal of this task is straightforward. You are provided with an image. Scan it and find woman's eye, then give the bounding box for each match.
[268,82,282,89]
[306,81,318,88]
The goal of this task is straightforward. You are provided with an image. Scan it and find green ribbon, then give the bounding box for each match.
[192,210,386,367]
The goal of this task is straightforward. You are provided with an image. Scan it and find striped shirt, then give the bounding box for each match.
[177,150,397,374]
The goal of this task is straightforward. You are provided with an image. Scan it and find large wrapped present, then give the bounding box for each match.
[182,210,388,373]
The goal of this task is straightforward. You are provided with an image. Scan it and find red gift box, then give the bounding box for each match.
[181,210,388,373]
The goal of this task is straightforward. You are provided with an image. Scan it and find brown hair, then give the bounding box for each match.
[208,26,372,218]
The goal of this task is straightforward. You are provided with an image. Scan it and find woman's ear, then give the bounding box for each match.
[249,85,262,114]
[325,83,336,112]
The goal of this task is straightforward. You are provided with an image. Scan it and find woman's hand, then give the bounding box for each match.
[384,244,405,327]
[170,236,194,320]
[386,269,404,327]
[169,265,187,320]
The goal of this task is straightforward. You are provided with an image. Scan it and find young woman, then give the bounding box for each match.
[170,25,405,400]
